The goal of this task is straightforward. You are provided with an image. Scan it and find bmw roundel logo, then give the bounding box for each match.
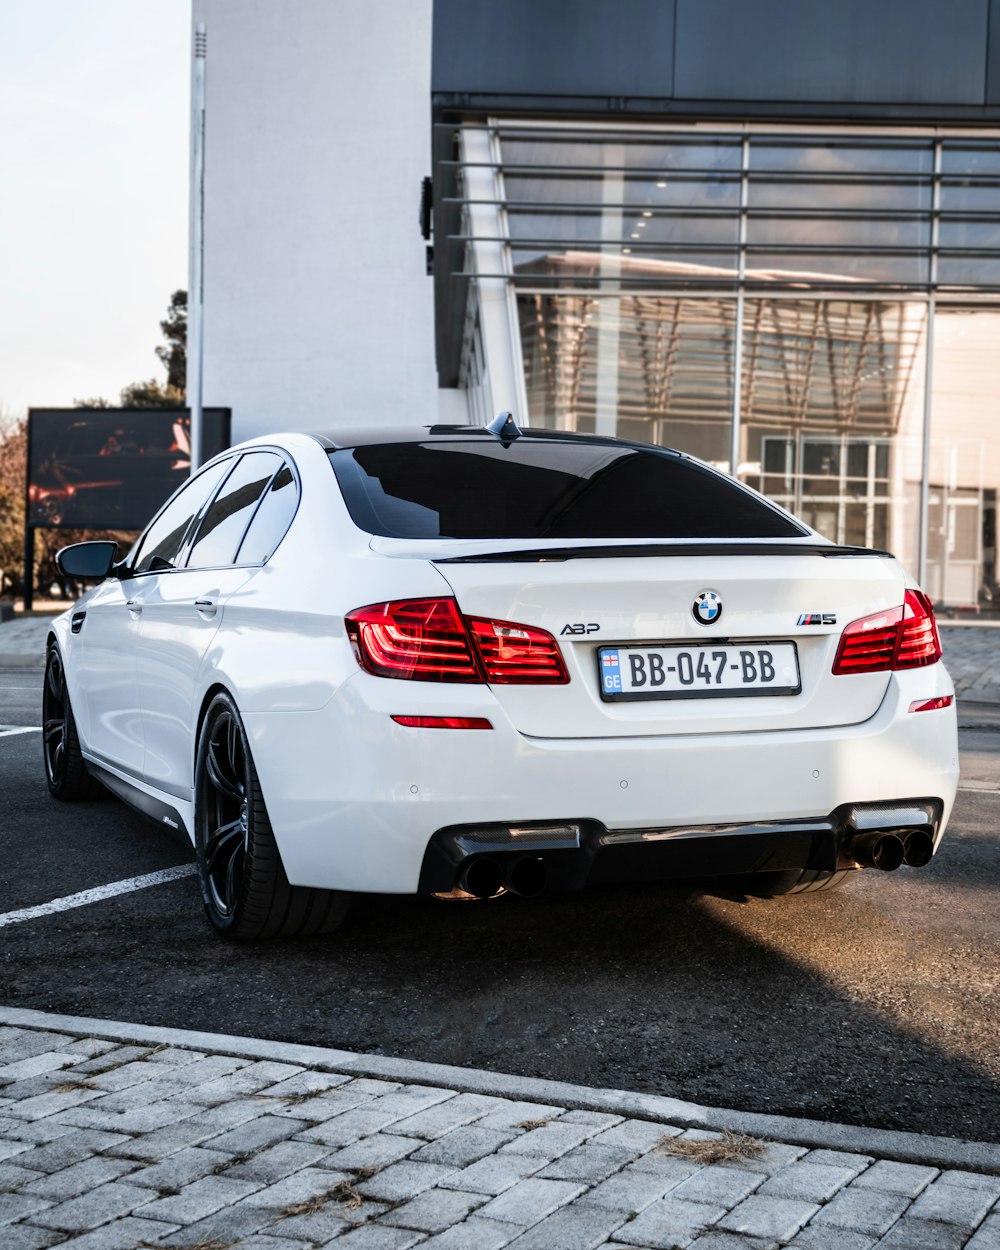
[693,591,722,626]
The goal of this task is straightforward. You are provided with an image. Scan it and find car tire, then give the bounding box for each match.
[735,867,857,898]
[194,691,350,940]
[43,646,101,801]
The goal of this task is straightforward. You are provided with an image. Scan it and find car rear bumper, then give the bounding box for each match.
[243,663,959,894]
[418,798,944,894]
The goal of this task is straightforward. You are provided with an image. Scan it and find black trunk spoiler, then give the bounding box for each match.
[434,543,893,564]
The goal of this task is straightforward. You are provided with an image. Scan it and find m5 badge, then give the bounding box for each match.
[797,613,837,626]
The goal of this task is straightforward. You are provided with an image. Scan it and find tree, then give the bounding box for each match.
[75,290,187,410]
[156,290,187,395]
[0,415,27,598]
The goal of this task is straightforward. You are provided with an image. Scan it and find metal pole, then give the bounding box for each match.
[918,298,936,588]
[22,526,33,612]
[188,22,207,471]
[918,140,942,589]
[729,136,750,479]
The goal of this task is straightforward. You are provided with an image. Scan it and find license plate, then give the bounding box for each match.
[598,642,800,701]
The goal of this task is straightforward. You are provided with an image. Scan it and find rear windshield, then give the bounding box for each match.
[329,440,806,540]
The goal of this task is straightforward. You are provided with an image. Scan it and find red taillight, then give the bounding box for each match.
[391,715,493,729]
[346,598,568,685]
[895,590,942,669]
[467,616,569,684]
[833,590,942,675]
[345,598,480,682]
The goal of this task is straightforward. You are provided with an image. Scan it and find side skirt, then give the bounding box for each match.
[84,758,194,847]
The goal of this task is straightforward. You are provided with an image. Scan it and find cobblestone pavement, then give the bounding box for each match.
[940,625,1000,704]
[1,1016,998,1250]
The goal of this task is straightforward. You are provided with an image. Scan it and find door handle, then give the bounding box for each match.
[194,598,218,616]
[126,600,142,616]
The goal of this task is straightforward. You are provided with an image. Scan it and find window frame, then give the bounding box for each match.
[231,458,302,568]
[127,454,239,577]
[181,449,289,573]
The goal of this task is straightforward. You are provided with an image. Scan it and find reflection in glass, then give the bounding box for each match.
[473,126,1000,608]
[940,144,1000,176]
[518,293,734,464]
[739,299,926,570]
[926,307,1000,610]
[750,143,933,176]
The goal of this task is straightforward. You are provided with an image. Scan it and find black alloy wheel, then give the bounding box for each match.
[194,691,349,940]
[42,646,99,801]
[199,705,249,922]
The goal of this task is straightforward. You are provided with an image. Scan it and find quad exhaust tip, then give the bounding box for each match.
[508,855,547,898]
[458,854,549,898]
[848,828,935,871]
[460,857,504,898]
[849,831,905,871]
[901,829,934,868]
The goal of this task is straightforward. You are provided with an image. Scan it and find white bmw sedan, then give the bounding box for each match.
[46,420,959,939]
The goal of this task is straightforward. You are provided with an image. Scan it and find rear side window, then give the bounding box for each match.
[235,464,298,564]
[329,440,805,540]
[186,451,283,569]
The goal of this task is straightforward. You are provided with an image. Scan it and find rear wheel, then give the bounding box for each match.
[43,646,100,801]
[733,867,857,898]
[194,692,349,940]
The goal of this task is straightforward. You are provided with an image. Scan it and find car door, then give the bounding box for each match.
[71,457,233,777]
[132,450,285,794]
[70,569,145,774]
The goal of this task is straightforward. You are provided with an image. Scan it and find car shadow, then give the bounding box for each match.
[4,741,998,1147]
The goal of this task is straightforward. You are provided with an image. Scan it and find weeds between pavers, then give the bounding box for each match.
[138,1239,235,1250]
[250,1090,317,1106]
[656,1129,765,1164]
[281,1178,365,1217]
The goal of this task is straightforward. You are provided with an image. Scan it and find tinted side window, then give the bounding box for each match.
[132,459,233,574]
[235,464,298,564]
[186,451,282,569]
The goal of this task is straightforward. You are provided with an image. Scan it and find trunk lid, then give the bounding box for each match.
[375,538,907,739]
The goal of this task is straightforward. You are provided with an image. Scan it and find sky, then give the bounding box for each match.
[0,0,190,422]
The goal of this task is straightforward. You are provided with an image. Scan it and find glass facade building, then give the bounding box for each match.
[447,122,1000,612]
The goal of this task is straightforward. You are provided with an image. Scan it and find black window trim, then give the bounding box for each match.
[231,455,302,569]
[127,453,240,578]
[179,447,301,573]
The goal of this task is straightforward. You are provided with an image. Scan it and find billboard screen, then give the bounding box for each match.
[27,408,231,530]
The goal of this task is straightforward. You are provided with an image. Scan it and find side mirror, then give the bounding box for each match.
[56,541,119,581]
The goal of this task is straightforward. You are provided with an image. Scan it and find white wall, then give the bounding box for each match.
[191,0,439,442]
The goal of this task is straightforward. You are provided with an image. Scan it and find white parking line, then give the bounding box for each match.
[0,864,198,928]
[0,726,42,737]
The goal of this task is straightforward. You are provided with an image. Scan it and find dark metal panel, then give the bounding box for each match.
[432,0,675,98]
[674,0,989,104]
[988,0,1000,104]
[431,122,466,388]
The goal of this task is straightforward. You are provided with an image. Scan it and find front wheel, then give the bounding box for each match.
[194,692,349,940]
[43,646,100,801]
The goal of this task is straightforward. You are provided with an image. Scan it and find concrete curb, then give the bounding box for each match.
[2,1005,998,1175]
